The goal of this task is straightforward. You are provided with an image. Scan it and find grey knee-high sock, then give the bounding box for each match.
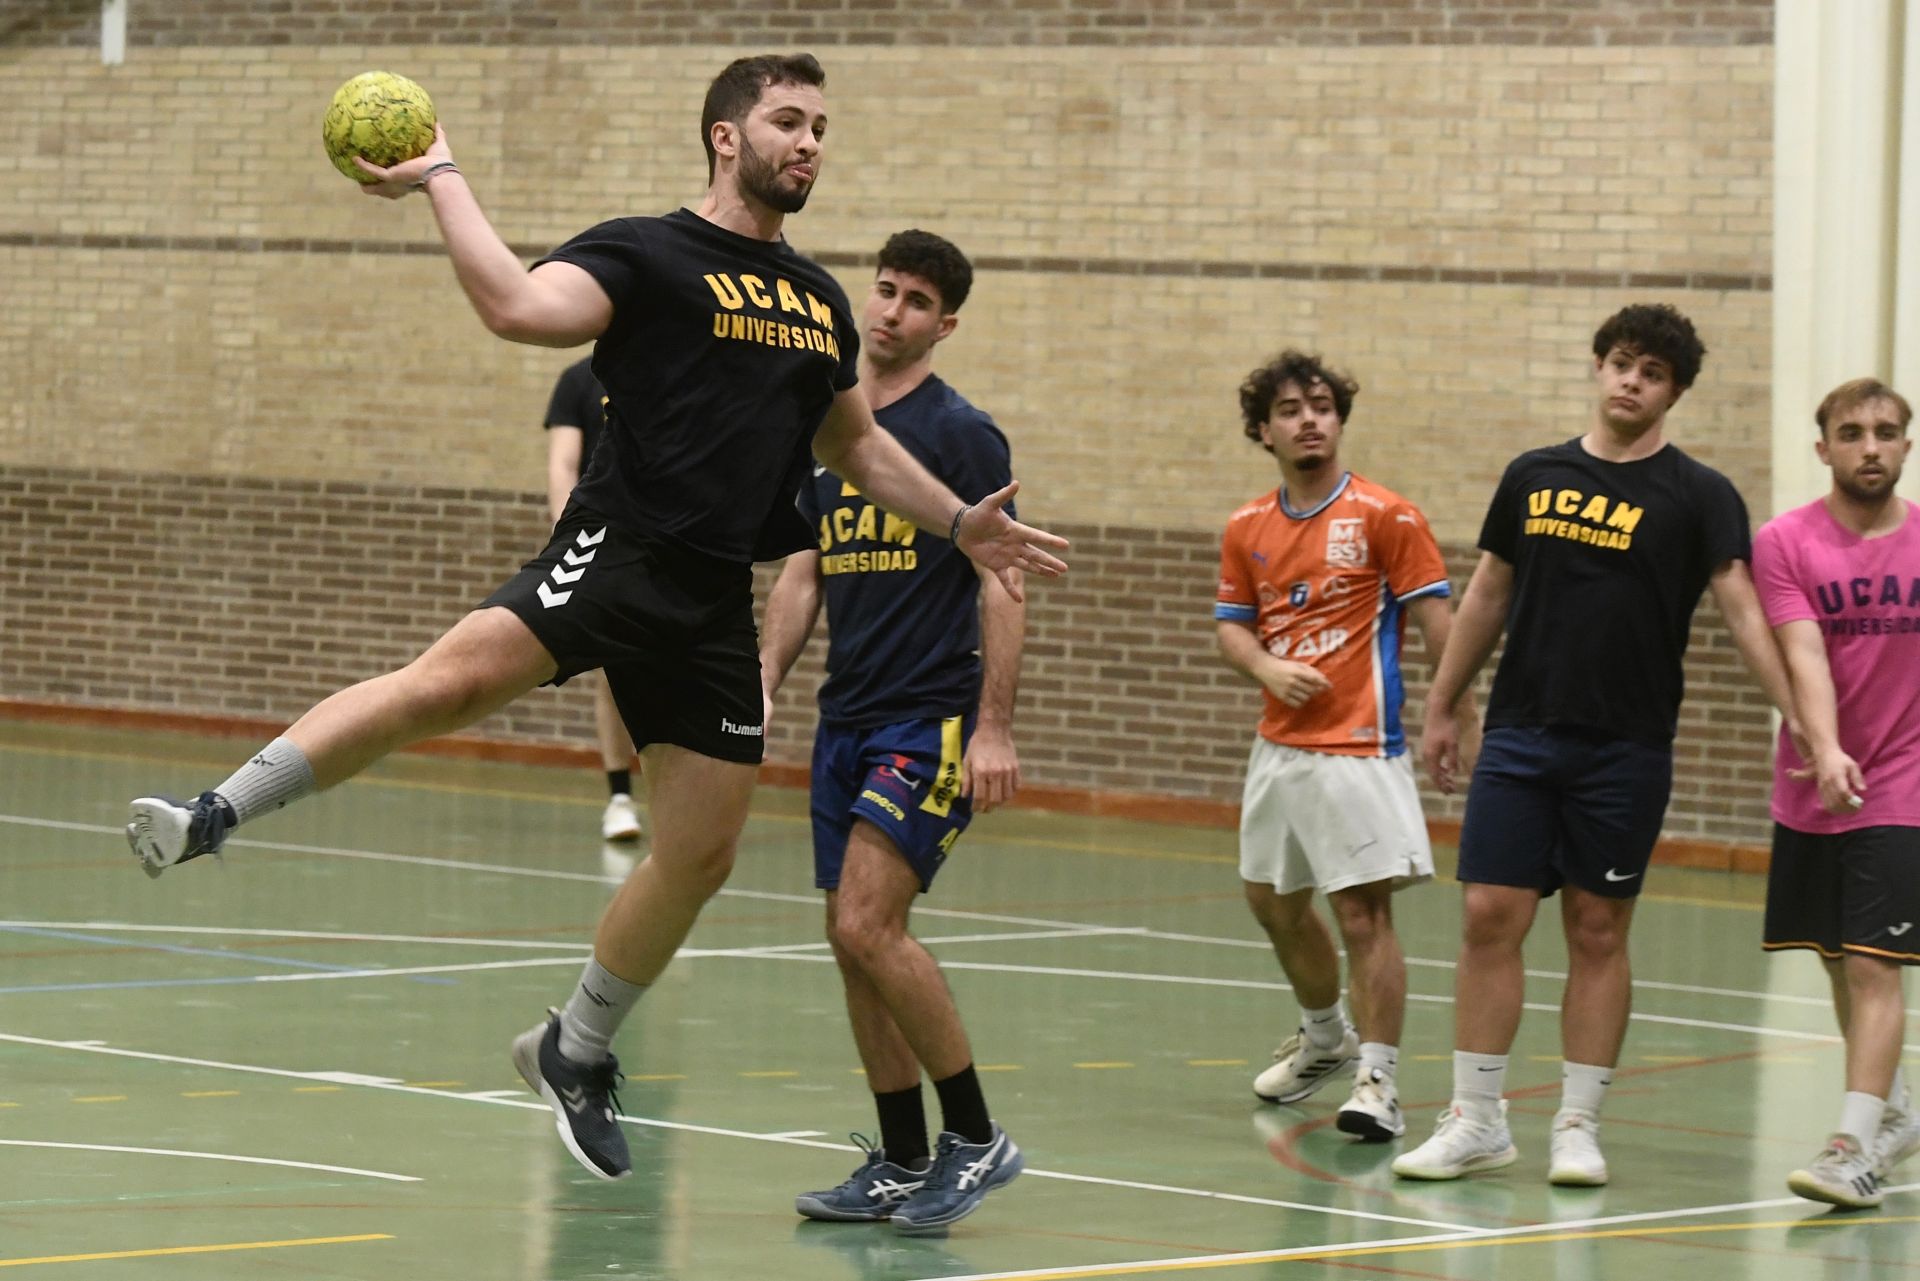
[213,737,316,825]
[558,958,649,1065]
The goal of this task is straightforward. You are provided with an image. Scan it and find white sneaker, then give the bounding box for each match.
[1547,1111,1609,1186]
[1253,1026,1360,1104]
[1789,1133,1884,1208]
[1391,1101,1518,1180]
[1874,1099,1920,1177]
[1336,1067,1405,1141]
[601,794,642,842]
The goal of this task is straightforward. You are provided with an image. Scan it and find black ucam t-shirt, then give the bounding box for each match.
[1479,438,1751,745]
[538,210,861,562]
[797,375,1014,727]
[542,357,607,474]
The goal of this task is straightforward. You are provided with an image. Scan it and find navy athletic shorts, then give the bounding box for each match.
[1456,725,1672,899]
[810,714,975,892]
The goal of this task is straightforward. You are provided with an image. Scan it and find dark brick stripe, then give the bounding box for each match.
[8,0,1773,48]
[0,233,1770,293]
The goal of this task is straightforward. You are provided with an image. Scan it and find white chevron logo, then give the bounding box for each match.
[562,547,597,567]
[550,564,586,585]
[536,582,572,608]
[576,527,607,548]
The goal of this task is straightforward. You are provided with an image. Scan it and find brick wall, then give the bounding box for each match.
[0,3,1781,848]
[0,466,1779,842]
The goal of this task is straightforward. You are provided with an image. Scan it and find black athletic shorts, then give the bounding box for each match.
[480,501,766,764]
[1764,823,1920,964]
[1456,725,1672,899]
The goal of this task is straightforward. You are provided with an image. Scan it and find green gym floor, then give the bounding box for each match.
[0,718,1914,1280]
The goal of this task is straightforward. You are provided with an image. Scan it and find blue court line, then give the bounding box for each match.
[0,926,455,986]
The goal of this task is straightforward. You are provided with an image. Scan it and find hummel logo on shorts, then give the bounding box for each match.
[720,717,763,737]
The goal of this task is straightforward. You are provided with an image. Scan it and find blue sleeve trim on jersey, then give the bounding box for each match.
[1394,580,1452,604]
[1214,603,1258,622]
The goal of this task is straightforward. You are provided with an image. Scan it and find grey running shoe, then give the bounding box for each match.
[795,1135,928,1221]
[890,1123,1023,1234]
[510,1010,631,1180]
[126,792,234,878]
[1789,1133,1884,1209]
[1254,1026,1359,1104]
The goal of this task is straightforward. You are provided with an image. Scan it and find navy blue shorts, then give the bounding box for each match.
[1456,726,1672,899]
[811,715,974,892]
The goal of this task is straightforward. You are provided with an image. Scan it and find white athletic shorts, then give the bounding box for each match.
[1238,738,1434,896]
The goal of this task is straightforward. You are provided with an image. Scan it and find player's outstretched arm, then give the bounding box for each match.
[813,388,1067,601]
[352,125,611,347]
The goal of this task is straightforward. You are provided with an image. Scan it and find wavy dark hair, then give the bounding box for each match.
[1237,350,1358,451]
[876,229,973,313]
[700,53,826,181]
[1591,303,1706,390]
[1815,377,1913,436]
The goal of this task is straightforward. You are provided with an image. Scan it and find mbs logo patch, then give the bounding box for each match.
[1326,518,1369,568]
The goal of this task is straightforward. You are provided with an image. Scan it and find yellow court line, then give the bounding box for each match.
[71,1096,124,1104]
[985,1215,1920,1281]
[0,1233,392,1269]
[291,1086,342,1093]
[1186,1059,1248,1067]
[402,1080,464,1088]
[1073,1062,1134,1070]
[738,1070,799,1079]
[976,1064,1024,1072]
[630,1073,687,1082]
[180,1090,240,1098]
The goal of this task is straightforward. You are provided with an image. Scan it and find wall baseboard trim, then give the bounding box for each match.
[0,699,1767,873]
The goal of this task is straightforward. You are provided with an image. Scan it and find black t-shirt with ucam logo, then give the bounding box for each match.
[539,209,861,563]
[1477,438,1751,746]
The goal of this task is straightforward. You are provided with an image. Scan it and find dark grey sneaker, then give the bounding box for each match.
[795,1134,928,1221]
[510,1011,631,1180]
[126,792,234,879]
[890,1123,1023,1235]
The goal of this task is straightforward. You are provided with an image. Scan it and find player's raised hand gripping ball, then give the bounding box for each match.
[323,72,436,183]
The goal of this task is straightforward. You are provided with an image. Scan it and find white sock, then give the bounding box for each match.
[1454,1051,1506,1121]
[1893,1067,1911,1113]
[214,737,316,825]
[1301,1000,1348,1050]
[557,958,648,1065]
[1358,1042,1398,1079]
[1839,1091,1887,1148]
[1560,1060,1615,1119]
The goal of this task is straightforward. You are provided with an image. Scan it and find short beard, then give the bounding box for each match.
[1836,468,1900,503]
[738,134,811,214]
[1292,454,1328,472]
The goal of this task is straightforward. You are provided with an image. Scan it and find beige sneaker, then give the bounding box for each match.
[1789,1133,1884,1209]
[1253,1026,1359,1104]
[1391,1101,1518,1180]
[601,793,642,842]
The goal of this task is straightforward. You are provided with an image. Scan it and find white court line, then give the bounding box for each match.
[0,1031,1479,1234]
[917,1181,1920,1281]
[0,920,595,951]
[0,1138,418,1182]
[2,814,1864,1040]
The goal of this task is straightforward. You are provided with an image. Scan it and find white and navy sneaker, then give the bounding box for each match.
[601,794,642,843]
[1789,1133,1884,1208]
[795,1135,928,1221]
[890,1123,1023,1234]
[1875,1097,1920,1177]
[1254,1026,1359,1104]
[1336,1066,1405,1141]
[510,1010,631,1180]
[126,791,234,878]
[1392,1101,1519,1181]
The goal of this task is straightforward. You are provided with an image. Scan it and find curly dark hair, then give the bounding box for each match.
[1238,350,1358,451]
[1591,303,1706,390]
[700,53,826,181]
[876,229,973,313]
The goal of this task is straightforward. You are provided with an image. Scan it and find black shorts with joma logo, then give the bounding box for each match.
[1764,823,1920,964]
[480,500,766,764]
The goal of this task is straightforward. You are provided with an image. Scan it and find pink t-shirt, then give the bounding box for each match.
[1753,498,1920,833]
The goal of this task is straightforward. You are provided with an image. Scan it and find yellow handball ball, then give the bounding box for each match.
[322,71,436,183]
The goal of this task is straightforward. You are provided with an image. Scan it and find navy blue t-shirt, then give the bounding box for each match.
[797,375,1014,727]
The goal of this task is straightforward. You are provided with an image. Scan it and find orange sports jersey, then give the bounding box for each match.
[1216,472,1451,756]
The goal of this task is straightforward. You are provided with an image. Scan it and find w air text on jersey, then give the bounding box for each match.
[1216,473,1450,756]
[799,375,1013,728]
[1476,439,1749,746]
[539,210,860,563]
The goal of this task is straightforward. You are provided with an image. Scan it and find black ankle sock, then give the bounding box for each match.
[874,1085,929,1168]
[932,1064,992,1146]
[606,769,631,797]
